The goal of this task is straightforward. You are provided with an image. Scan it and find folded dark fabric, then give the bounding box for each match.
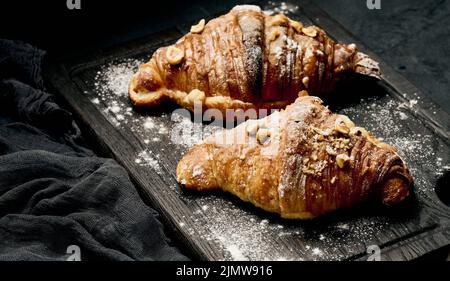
[0,39,45,89]
[0,149,186,261]
[0,79,76,137]
[0,39,188,261]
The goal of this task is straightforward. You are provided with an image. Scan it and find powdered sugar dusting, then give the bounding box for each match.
[338,97,449,193]
[92,59,172,172]
[225,245,248,261]
[170,110,221,148]
[135,150,162,174]
[95,60,137,96]
[184,194,392,260]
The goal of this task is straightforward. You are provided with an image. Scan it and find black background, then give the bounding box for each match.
[1,0,449,115]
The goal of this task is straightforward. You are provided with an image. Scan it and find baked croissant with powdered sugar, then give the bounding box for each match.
[176,95,413,219]
[129,5,380,115]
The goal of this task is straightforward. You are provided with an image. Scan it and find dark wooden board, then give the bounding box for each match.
[44,0,450,260]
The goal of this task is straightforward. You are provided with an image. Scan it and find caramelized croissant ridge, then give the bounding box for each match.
[176,96,412,219]
[129,5,380,114]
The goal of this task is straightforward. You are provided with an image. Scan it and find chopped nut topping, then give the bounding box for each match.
[348,43,357,51]
[311,154,318,161]
[334,115,355,135]
[190,19,205,34]
[302,76,309,88]
[269,29,281,41]
[316,134,324,141]
[186,89,206,104]
[256,128,271,145]
[349,126,368,137]
[298,90,309,97]
[336,153,351,168]
[269,13,289,26]
[302,26,317,37]
[289,20,303,33]
[166,46,184,65]
[246,121,259,136]
[326,146,337,156]
[302,160,327,176]
[313,127,331,136]
[330,176,337,184]
[334,121,349,134]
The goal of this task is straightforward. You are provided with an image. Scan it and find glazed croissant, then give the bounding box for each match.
[129,5,380,114]
[176,95,413,219]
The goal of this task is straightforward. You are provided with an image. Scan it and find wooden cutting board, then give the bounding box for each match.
[45,0,450,260]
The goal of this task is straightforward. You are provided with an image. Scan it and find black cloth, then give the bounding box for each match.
[0,39,188,261]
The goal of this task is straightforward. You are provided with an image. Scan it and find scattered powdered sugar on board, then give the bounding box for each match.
[338,97,449,194]
[263,1,299,15]
[135,150,162,175]
[92,58,195,170]
[170,111,204,148]
[182,194,394,261]
[223,245,248,261]
[186,198,303,261]
[312,248,323,256]
[170,110,221,149]
[93,59,142,127]
[95,60,138,96]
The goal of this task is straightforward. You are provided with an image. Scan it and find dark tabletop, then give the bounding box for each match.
[315,0,450,116]
[1,0,449,114]
[2,0,449,114]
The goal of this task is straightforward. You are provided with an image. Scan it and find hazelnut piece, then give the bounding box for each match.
[190,19,205,34]
[246,121,259,136]
[334,115,355,134]
[166,46,184,65]
[302,26,317,37]
[269,14,288,26]
[186,89,205,104]
[302,77,309,88]
[256,128,271,145]
[349,126,368,137]
[269,29,281,41]
[336,154,351,168]
[289,20,303,33]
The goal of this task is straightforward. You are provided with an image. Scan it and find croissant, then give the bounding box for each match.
[129,5,380,115]
[176,95,413,219]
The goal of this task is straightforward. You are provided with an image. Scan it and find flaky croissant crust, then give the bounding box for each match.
[129,5,380,114]
[176,96,412,219]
